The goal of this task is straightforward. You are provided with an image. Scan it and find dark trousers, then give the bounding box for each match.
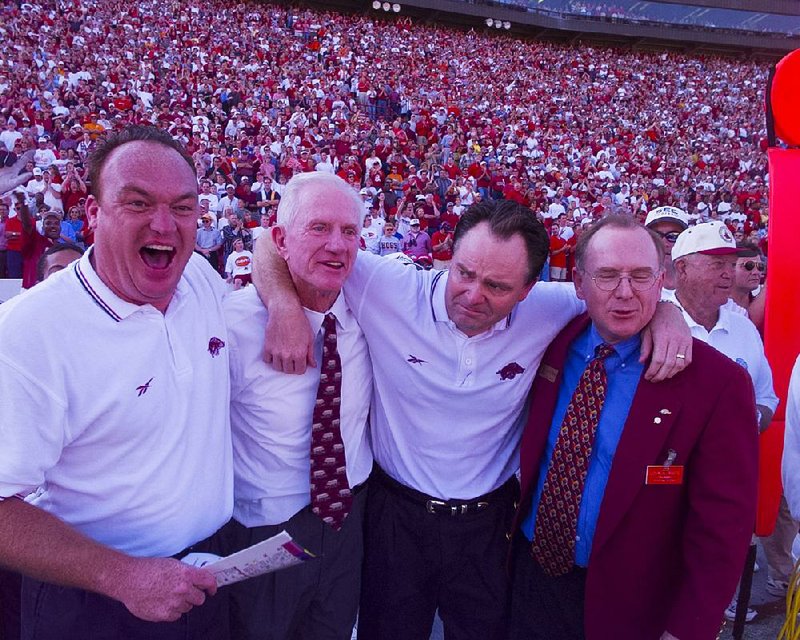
[0,250,7,279]
[5,251,21,279]
[508,532,587,640]
[19,534,229,640]
[196,249,221,274]
[0,568,21,640]
[357,467,518,640]
[215,486,367,640]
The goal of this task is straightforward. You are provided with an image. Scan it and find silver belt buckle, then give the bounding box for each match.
[426,499,447,514]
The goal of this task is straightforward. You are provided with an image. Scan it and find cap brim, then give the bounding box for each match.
[698,247,738,255]
[646,216,688,230]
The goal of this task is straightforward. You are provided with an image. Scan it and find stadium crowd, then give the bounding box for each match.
[0,0,772,284]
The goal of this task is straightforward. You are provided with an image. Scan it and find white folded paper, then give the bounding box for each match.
[181,530,315,587]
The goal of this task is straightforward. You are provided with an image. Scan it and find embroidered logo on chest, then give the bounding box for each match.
[497,362,525,380]
[136,377,154,397]
[208,337,226,357]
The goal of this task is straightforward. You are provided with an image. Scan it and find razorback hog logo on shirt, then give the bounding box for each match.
[497,362,525,380]
[208,337,226,357]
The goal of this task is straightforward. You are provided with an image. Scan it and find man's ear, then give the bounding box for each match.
[573,268,587,301]
[517,278,537,303]
[672,257,687,279]
[271,225,288,259]
[85,195,100,231]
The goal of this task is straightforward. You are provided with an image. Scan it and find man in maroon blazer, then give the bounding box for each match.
[509,216,758,640]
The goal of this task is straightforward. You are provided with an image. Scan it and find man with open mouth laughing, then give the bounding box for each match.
[0,126,232,640]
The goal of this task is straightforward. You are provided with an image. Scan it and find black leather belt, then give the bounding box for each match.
[372,465,517,516]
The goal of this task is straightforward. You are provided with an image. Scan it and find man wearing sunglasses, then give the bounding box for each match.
[644,206,688,291]
[728,243,766,333]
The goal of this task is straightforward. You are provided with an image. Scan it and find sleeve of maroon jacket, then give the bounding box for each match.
[665,357,758,640]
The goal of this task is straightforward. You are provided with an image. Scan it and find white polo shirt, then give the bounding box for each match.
[665,289,778,413]
[0,251,232,558]
[226,287,373,527]
[345,252,584,500]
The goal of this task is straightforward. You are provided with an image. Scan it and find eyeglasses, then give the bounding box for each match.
[653,230,681,243]
[740,261,765,272]
[586,269,661,292]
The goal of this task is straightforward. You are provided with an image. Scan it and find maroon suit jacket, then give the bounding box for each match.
[513,314,758,640]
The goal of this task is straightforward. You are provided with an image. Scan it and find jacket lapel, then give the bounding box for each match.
[520,314,590,500]
[591,375,684,553]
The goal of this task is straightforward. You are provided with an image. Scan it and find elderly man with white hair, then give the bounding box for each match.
[216,171,373,640]
[667,221,777,433]
[665,220,779,622]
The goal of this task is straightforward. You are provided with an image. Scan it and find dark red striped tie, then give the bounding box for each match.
[531,343,615,576]
[309,313,352,531]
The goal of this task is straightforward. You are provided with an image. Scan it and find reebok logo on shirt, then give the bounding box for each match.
[136,377,154,396]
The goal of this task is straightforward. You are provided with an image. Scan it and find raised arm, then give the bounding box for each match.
[252,233,316,374]
[0,149,34,195]
[0,498,217,622]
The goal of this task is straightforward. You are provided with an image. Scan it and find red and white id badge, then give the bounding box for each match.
[645,465,685,485]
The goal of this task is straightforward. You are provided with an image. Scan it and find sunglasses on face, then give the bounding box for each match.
[741,261,765,272]
[654,230,681,243]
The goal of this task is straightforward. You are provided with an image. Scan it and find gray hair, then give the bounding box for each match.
[277,172,364,232]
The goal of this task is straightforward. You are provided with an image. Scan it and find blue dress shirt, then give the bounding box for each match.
[522,324,644,566]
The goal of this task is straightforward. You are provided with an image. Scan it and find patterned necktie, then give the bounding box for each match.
[310,313,352,531]
[531,342,616,577]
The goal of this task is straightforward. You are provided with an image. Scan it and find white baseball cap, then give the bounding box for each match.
[671,221,738,261]
[645,206,689,230]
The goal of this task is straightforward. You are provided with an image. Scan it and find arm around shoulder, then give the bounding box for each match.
[252,232,315,373]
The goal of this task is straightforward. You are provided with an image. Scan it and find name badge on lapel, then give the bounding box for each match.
[645,449,684,485]
[538,364,558,383]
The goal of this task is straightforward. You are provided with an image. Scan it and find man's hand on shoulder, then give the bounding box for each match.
[115,557,217,622]
[640,301,692,383]
[252,237,316,374]
[264,305,316,374]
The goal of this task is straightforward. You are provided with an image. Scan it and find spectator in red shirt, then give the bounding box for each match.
[431,221,454,269]
[16,194,61,289]
[548,223,569,282]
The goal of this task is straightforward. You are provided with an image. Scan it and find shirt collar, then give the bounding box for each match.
[74,247,142,322]
[667,289,729,334]
[74,247,188,322]
[584,323,641,364]
[304,292,351,336]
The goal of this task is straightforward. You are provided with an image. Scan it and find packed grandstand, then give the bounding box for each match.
[0,0,774,256]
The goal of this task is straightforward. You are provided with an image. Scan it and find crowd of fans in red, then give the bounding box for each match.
[0,0,771,280]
